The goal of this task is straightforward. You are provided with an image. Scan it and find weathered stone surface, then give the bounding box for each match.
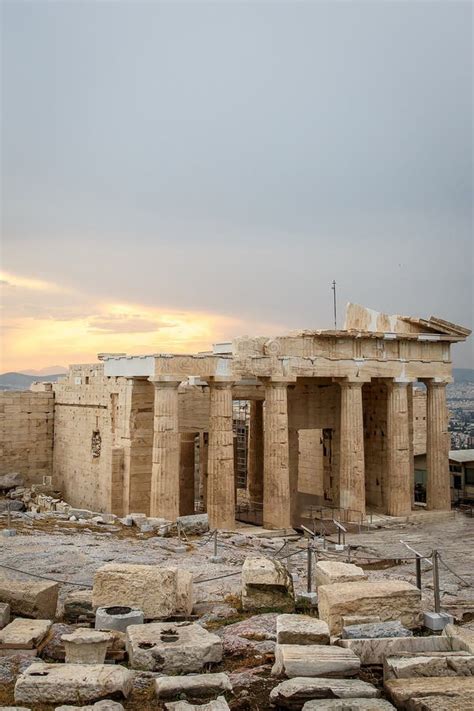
[95,606,144,632]
[165,697,230,711]
[194,602,238,626]
[337,636,451,666]
[315,562,367,588]
[0,707,31,711]
[342,621,413,639]
[318,580,421,635]
[276,614,329,645]
[217,613,276,657]
[0,473,24,490]
[384,651,474,680]
[272,644,360,678]
[303,700,395,710]
[407,697,473,710]
[63,589,94,623]
[443,623,474,654]
[155,672,232,700]
[62,628,111,664]
[0,618,52,650]
[14,662,132,704]
[241,557,294,612]
[56,703,124,711]
[342,616,381,627]
[0,579,59,619]
[92,564,193,619]
[384,677,474,709]
[0,499,25,512]
[126,621,222,672]
[0,602,11,629]
[176,513,209,535]
[270,677,380,710]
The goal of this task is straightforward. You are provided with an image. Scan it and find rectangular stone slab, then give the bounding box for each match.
[384,676,474,709]
[318,580,421,635]
[272,644,360,678]
[337,636,451,665]
[302,700,396,710]
[14,662,132,705]
[384,651,474,680]
[315,562,367,588]
[443,623,474,654]
[0,579,58,619]
[276,615,330,645]
[270,677,380,710]
[155,672,232,699]
[0,618,52,649]
[92,564,193,619]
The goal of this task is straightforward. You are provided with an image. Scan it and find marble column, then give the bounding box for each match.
[263,381,292,529]
[207,380,235,529]
[150,379,181,519]
[247,400,264,505]
[338,381,366,516]
[426,380,451,510]
[386,381,412,516]
[179,432,196,516]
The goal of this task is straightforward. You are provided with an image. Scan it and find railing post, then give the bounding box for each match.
[415,555,422,590]
[432,549,441,613]
[307,537,313,593]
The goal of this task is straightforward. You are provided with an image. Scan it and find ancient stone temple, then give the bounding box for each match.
[1,304,470,529]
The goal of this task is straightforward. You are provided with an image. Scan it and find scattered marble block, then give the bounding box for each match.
[384,651,474,680]
[126,621,222,672]
[241,557,294,612]
[302,700,395,710]
[0,602,11,629]
[155,672,232,700]
[315,562,367,588]
[0,579,59,619]
[95,606,144,632]
[14,662,132,705]
[276,615,329,645]
[272,643,360,678]
[384,676,474,709]
[443,623,474,654]
[342,621,413,639]
[63,589,94,624]
[423,612,453,631]
[165,697,230,711]
[270,677,380,709]
[62,628,111,664]
[92,564,193,619]
[176,513,209,535]
[318,580,421,635]
[56,703,124,711]
[0,618,52,655]
[337,635,451,666]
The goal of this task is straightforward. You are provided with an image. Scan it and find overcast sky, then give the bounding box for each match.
[1,0,472,371]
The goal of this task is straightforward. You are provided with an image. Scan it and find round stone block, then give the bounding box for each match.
[95,606,144,632]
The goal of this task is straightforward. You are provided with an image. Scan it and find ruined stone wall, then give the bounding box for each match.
[0,390,54,485]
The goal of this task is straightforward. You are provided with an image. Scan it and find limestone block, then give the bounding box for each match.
[315,562,367,588]
[337,636,451,666]
[241,557,294,612]
[342,616,381,627]
[126,621,222,672]
[62,628,111,664]
[318,580,421,635]
[303,701,396,710]
[384,677,474,709]
[443,623,474,653]
[0,579,59,619]
[383,651,474,680]
[63,589,94,623]
[0,618,52,650]
[342,621,413,639]
[0,473,24,490]
[272,644,360,678]
[270,677,380,710]
[155,672,232,699]
[276,615,329,645]
[0,602,11,628]
[176,513,209,535]
[407,698,471,711]
[165,698,230,711]
[95,606,144,632]
[14,662,132,705]
[92,564,193,619]
[56,703,124,711]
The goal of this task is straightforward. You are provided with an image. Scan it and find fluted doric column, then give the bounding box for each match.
[207,380,235,529]
[179,432,196,516]
[426,380,451,510]
[198,432,208,511]
[386,381,412,516]
[150,379,181,519]
[338,381,366,516]
[247,400,264,505]
[263,381,292,529]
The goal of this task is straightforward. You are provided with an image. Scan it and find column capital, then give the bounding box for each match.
[334,378,366,388]
[206,377,235,388]
[422,377,452,387]
[148,376,182,387]
[262,376,297,386]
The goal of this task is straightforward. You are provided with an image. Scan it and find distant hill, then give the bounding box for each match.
[0,372,65,391]
[453,368,474,383]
